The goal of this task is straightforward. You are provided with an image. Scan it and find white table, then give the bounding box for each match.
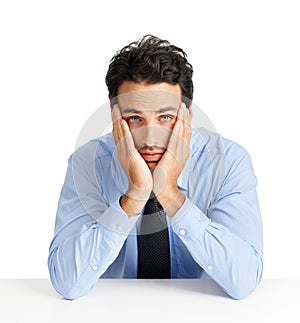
[0,279,299,322]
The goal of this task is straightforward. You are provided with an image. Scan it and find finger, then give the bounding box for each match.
[180,103,192,144]
[119,117,137,154]
[169,103,191,162]
[172,103,184,135]
[174,102,190,133]
[184,103,192,124]
[167,121,181,156]
[120,117,130,137]
[112,105,124,144]
[179,103,191,124]
[167,103,185,152]
[111,104,122,124]
[111,104,133,146]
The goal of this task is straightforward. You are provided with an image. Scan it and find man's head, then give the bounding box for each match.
[105,35,193,108]
[106,35,193,169]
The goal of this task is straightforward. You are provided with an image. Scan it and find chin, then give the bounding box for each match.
[147,162,158,169]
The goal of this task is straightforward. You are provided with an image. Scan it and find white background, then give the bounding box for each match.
[0,0,299,279]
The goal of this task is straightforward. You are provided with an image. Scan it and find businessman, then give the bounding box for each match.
[48,35,263,300]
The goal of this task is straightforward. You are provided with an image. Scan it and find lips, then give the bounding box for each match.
[139,150,165,162]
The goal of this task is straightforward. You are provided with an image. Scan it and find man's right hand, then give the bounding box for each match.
[112,104,152,216]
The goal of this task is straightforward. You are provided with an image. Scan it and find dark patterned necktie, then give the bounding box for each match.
[137,192,171,278]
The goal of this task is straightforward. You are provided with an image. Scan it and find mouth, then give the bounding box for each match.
[140,153,163,162]
[139,150,165,162]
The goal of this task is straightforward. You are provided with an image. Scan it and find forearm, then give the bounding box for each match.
[48,198,140,300]
[156,186,186,217]
[48,222,129,300]
[120,194,148,217]
[171,198,263,300]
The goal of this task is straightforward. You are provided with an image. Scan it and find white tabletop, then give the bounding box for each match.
[0,279,299,322]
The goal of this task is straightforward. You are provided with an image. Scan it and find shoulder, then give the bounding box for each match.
[69,132,115,164]
[191,128,251,162]
[191,128,257,196]
[191,128,255,185]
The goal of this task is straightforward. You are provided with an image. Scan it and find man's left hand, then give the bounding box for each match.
[152,103,192,216]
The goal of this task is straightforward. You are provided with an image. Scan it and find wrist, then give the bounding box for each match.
[120,191,150,217]
[156,186,186,217]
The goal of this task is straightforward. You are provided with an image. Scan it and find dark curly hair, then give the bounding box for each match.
[105,35,193,107]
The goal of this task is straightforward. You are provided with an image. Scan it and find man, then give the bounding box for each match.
[48,35,263,300]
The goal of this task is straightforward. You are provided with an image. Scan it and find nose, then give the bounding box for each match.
[140,125,158,147]
[132,125,171,150]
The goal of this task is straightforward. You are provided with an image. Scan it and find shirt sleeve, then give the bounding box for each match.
[48,154,139,300]
[171,148,263,300]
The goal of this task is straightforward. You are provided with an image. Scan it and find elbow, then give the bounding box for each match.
[59,288,86,301]
[48,251,91,300]
[53,281,90,300]
[48,265,91,300]
[53,285,78,301]
[48,261,74,300]
[49,274,78,300]
[224,256,264,300]
[222,277,261,300]
[226,280,261,300]
[226,286,255,300]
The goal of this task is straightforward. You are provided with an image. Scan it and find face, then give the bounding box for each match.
[117,81,182,169]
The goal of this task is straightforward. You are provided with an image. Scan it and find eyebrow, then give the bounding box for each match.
[122,108,142,115]
[157,106,177,114]
[122,106,178,114]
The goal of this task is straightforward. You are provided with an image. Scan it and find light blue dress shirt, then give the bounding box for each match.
[48,128,263,300]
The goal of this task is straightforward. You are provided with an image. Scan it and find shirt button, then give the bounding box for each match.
[179,228,186,236]
[92,265,98,271]
[116,225,123,232]
[207,265,213,271]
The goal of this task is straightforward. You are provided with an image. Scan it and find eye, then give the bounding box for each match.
[127,116,141,123]
[160,115,173,122]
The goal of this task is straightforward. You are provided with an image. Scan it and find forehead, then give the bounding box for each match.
[117,81,181,111]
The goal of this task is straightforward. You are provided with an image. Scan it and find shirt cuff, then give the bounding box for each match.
[96,197,140,235]
[170,197,210,240]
